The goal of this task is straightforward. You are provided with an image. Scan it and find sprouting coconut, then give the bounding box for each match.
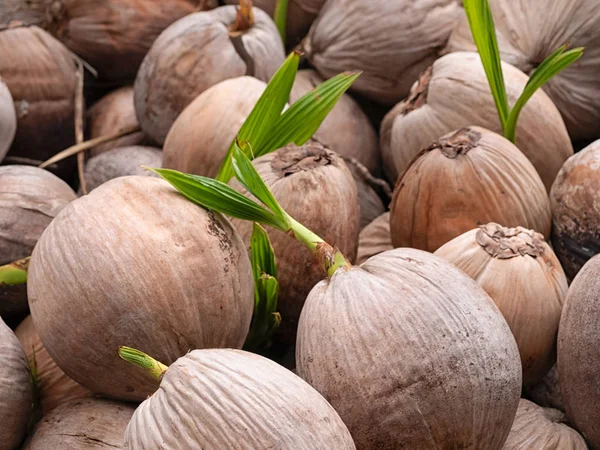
[356,212,391,265]
[0,76,16,162]
[390,127,551,253]
[27,176,254,401]
[135,3,285,144]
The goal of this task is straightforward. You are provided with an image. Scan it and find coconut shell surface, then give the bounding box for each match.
[356,212,392,265]
[135,6,284,144]
[0,77,16,162]
[231,142,359,348]
[446,0,600,142]
[550,140,600,280]
[503,399,588,450]
[15,315,92,416]
[558,254,600,449]
[435,224,568,386]
[304,0,462,105]
[125,349,356,449]
[297,248,522,450]
[163,76,267,178]
[27,176,254,401]
[0,318,32,450]
[25,398,135,450]
[390,127,552,253]
[380,52,573,189]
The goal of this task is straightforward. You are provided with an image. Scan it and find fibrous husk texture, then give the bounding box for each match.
[124,349,356,449]
[15,315,92,416]
[550,140,600,280]
[81,146,162,193]
[446,0,600,142]
[524,365,565,412]
[304,0,462,105]
[135,6,285,144]
[296,248,522,450]
[390,126,552,253]
[435,223,568,386]
[0,317,32,450]
[356,212,391,265]
[163,76,267,178]
[380,52,573,190]
[0,26,77,170]
[27,176,254,401]
[87,86,146,157]
[558,253,600,449]
[25,398,136,450]
[0,77,16,162]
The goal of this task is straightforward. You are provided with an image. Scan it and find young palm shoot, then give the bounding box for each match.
[464,0,583,142]
[0,257,30,286]
[274,0,289,45]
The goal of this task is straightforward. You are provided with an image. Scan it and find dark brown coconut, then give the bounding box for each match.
[0,77,16,162]
[163,76,266,178]
[356,212,391,265]
[231,142,359,348]
[135,6,285,144]
[0,317,32,450]
[81,145,162,193]
[524,365,565,412]
[355,176,385,230]
[24,398,135,450]
[390,127,551,253]
[27,176,254,401]
[558,253,600,448]
[87,86,146,157]
[550,140,600,280]
[0,26,77,176]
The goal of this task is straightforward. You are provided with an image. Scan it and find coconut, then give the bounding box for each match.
[355,177,385,230]
[524,365,565,412]
[0,317,32,450]
[135,5,285,145]
[390,127,552,253]
[0,77,16,162]
[296,247,522,449]
[558,253,600,448]
[356,212,391,265]
[380,52,573,190]
[27,176,254,401]
[503,399,588,450]
[15,315,92,416]
[304,0,462,105]
[550,140,600,280]
[446,0,600,142]
[163,76,267,178]
[231,142,359,349]
[124,349,356,449]
[81,146,162,193]
[0,25,77,174]
[87,86,146,157]
[435,223,568,386]
[25,398,136,450]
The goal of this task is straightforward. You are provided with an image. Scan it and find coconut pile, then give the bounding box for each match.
[1,0,600,449]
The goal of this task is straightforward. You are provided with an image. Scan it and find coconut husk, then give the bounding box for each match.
[356,212,391,265]
[0,76,16,162]
[524,365,565,412]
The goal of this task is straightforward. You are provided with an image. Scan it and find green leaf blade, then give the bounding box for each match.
[274,0,288,46]
[250,223,278,281]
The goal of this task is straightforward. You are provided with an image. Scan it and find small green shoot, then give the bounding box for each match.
[274,0,289,45]
[0,257,30,286]
[118,346,168,381]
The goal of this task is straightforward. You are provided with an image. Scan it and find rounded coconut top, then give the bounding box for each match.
[475,223,547,259]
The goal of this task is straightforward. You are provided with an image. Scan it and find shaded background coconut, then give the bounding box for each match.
[0,76,16,162]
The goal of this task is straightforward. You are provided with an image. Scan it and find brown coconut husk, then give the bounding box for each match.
[0,76,16,162]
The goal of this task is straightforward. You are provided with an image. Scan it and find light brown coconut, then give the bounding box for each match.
[524,365,565,412]
[380,52,573,190]
[550,140,600,280]
[135,5,285,144]
[304,0,462,105]
[0,317,32,450]
[81,146,162,193]
[0,25,77,175]
[390,127,552,253]
[87,86,146,157]
[24,398,136,450]
[0,77,16,162]
[503,399,588,450]
[446,0,600,142]
[356,212,391,265]
[125,349,356,449]
[27,176,254,401]
[435,223,568,386]
[297,248,522,449]
[558,253,600,448]
[163,76,267,178]
[15,315,92,416]
[231,142,359,349]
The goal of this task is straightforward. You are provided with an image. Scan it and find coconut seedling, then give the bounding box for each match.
[119,347,356,449]
[435,223,568,386]
[0,77,16,162]
[135,0,285,144]
[390,126,551,253]
[356,212,391,265]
